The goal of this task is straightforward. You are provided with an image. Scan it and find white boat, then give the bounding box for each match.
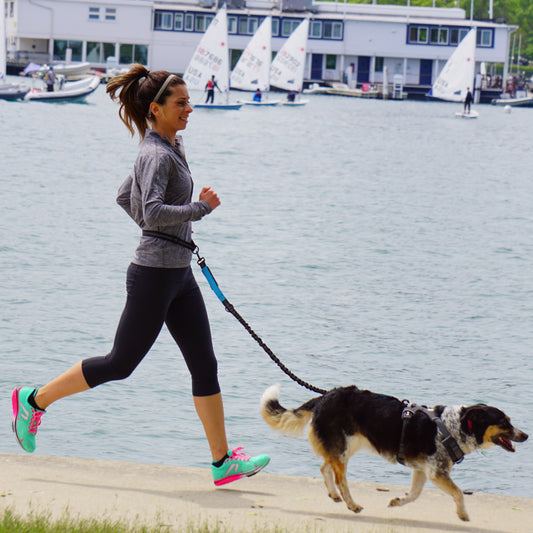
[39,62,91,81]
[455,110,479,119]
[183,7,242,110]
[324,82,379,98]
[302,83,330,95]
[0,0,30,100]
[428,28,477,103]
[491,94,533,107]
[270,18,309,106]
[25,75,100,102]
[231,17,280,106]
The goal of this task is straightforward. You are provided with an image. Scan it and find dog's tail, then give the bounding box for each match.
[260,384,320,436]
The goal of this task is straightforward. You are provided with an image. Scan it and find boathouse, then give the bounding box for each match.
[4,0,516,98]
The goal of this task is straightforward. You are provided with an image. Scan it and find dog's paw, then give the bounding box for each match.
[388,497,405,508]
[458,511,470,522]
[328,493,342,503]
[348,503,363,514]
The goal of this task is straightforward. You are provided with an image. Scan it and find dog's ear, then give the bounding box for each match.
[460,404,489,440]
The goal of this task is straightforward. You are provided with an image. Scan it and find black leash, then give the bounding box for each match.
[142,230,327,395]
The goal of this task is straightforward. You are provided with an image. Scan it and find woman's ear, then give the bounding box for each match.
[149,102,160,119]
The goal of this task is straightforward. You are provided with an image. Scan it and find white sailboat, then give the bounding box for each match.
[428,28,478,116]
[230,16,279,106]
[183,7,241,110]
[0,0,30,100]
[270,18,309,106]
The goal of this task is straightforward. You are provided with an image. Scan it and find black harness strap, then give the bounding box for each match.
[397,402,465,466]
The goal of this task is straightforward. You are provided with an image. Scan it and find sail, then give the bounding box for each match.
[431,28,476,102]
[183,8,229,92]
[230,17,272,91]
[1,0,6,79]
[270,18,309,92]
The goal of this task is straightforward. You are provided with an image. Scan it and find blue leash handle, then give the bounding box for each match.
[200,263,227,303]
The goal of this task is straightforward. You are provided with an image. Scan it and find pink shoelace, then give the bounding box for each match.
[28,410,43,434]
[229,447,251,461]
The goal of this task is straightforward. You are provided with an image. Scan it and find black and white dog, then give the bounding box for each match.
[261,384,528,521]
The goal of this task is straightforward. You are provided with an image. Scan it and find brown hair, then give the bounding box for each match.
[106,64,185,139]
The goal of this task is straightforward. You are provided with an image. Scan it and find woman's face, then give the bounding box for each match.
[152,84,193,136]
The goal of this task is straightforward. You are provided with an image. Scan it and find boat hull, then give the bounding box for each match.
[239,100,280,106]
[26,76,99,102]
[491,96,533,107]
[194,103,242,110]
[0,83,30,100]
[455,110,479,118]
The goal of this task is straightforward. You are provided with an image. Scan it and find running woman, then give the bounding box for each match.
[12,64,270,486]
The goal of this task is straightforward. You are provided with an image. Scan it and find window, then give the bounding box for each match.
[174,13,183,31]
[272,19,279,36]
[154,11,173,30]
[281,19,300,37]
[103,42,115,61]
[248,18,258,35]
[409,26,428,44]
[105,8,116,21]
[478,29,492,47]
[429,28,448,45]
[9,1,14,17]
[450,28,459,45]
[323,21,342,40]
[375,56,384,73]
[325,55,336,70]
[119,43,133,64]
[310,21,322,38]
[195,14,207,32]
[86,41,101,61]
[134,44,148,64]
[439,28,448,44]
[238,17,248,34]
[228,16,237,34]
[185,13,194,31]
[88,7,100,20]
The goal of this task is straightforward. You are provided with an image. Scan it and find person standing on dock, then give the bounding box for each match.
[464,87,474,113]
[11,64,270,487]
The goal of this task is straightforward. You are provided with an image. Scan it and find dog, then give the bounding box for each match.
[261,384,528,521]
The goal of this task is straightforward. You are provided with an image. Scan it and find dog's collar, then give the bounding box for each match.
[397,402,465,466]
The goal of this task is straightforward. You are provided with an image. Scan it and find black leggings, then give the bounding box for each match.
[82,263,220,397]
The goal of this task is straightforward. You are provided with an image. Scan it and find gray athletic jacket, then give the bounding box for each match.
[116,130,212,268]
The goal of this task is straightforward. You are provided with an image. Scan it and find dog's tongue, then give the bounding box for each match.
[498,437,515,452]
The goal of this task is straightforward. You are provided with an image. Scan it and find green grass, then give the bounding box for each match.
[0,509,295,533]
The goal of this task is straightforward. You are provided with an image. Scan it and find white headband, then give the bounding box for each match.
[152,74,177,104]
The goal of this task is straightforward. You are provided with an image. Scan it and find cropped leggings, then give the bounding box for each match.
[81,263,220,397]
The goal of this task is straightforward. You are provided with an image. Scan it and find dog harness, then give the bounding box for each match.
[397,402,465,466]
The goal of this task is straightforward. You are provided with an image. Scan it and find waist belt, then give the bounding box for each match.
[142,230,197,252]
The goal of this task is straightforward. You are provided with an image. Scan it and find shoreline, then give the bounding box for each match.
[1,453,531,532]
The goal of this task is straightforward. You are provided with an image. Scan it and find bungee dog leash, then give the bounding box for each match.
[142,230,327,395]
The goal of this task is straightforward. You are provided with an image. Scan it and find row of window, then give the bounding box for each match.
[53,39,148,64]
[407,25,494,47]
[88,7,117,22]
[154,11,343,41]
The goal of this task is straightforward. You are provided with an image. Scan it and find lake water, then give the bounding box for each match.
[1,79,532,499]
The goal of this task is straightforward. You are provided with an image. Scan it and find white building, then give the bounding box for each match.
[4,0,516,93]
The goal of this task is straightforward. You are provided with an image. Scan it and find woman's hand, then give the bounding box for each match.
[199,187,221,210]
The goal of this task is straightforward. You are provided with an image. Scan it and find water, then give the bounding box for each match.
[1,81,532,498]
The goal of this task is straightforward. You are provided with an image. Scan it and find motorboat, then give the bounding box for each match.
[26,75,100,102]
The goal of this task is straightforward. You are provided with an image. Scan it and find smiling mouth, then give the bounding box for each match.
[494,436,515,452]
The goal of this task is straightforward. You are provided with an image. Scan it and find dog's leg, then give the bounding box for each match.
[388,470,426,508]
[429,472,469,521]
[330,458,363,514]
[320,462,342,503]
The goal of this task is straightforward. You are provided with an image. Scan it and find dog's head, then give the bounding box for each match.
[460,404,528,452]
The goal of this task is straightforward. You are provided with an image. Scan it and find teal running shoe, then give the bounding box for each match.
[212,447,270,486]
[12,387,45,453]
